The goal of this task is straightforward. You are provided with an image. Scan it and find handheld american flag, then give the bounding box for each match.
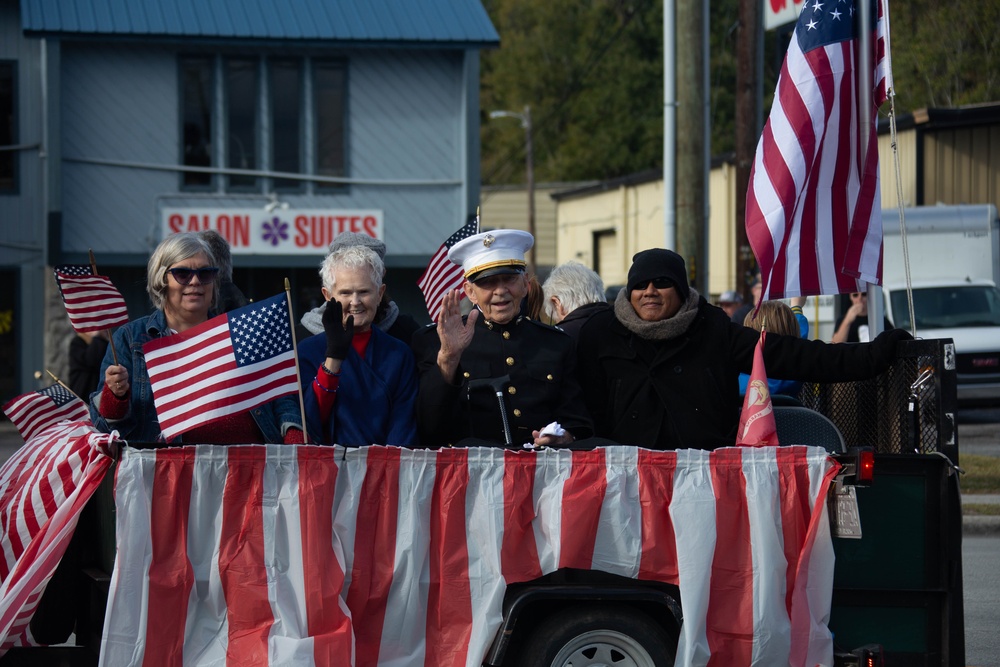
[417,215,478,321]
[2,385,92,443]
[53,265,129,334]
[142,293,299,439]
[745,0,888,301]
[0,423,115,653]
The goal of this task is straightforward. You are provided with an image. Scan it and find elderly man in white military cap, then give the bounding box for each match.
[411,229,592,447]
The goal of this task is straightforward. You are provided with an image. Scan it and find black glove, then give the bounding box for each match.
[873,327,913,363]
[323,300,354,360]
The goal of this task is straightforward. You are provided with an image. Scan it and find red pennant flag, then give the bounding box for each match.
[737,330,779,447]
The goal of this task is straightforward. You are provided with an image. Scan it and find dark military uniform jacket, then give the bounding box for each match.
[411,313,593,447]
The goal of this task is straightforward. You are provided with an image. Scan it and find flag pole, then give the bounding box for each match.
[856,0,884,336]
[285,278,310,444]
[89,248,121,365]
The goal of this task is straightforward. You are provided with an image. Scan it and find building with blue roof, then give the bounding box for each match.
[0,0,498,396]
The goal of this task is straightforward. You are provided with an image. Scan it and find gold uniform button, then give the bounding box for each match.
[463,372,470,378]
[502,331,511,339]
[506,356,515,366]
[513,409,522,417]
[546,374,554,381]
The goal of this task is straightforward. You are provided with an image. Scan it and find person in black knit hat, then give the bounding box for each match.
[575,248,912,451]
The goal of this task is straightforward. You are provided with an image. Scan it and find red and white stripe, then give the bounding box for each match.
[745,0,888,301]
[417,247,465,322]
[102,444,838,667]
[0,422,116,652]
[54,272,129,334]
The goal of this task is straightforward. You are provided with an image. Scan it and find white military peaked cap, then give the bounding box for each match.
[448,229,534,282]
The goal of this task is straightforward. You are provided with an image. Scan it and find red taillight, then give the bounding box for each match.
[856,448,875,486]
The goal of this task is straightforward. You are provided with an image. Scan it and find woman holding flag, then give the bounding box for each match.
[90,232,303,444]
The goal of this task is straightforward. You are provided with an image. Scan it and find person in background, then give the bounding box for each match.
[68,330,110,400]
[575,248,911,451]
[739,300,807,401]
[199,229,248,313]
[731,276,762,324]
[832,290,893,343]
[717,290,743,320]
[90,232,303,444]
[411,230,592,447]
[298,232,421,346]
[524,273,545,320]
[541,261,610,338]
[298,245,418,446]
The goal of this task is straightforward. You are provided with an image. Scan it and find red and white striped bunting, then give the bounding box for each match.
[102,444,839,666]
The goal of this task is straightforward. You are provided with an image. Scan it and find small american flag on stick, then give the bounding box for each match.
[53,265,129,334]
[142,293,299,439]
[2,385,92,442]
[417,214,479,321]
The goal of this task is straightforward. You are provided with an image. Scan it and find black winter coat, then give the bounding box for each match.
[412,314,593,446]
[576,298,905,450]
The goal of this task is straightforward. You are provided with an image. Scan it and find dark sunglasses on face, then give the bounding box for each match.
[633,277,674,291]
[166,267,220,285]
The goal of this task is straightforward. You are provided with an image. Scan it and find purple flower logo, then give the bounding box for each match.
[262,217,289,247]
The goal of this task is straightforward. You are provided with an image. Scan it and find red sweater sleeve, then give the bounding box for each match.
[98,383,129,420]
[312,367,341,424]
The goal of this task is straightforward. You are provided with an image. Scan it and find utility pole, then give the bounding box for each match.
[675,0,707,294]
[488,106,536,272]
[734,0,761,302]
[523,105,536,272]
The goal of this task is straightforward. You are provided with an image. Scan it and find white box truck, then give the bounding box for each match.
[882,204,1000,403]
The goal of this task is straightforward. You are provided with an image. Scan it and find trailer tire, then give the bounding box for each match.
[515,604,675,667]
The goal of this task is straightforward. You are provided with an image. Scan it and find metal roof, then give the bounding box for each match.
[19,0,500,47]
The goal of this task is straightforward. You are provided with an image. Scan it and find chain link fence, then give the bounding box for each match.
[797,338,958,460]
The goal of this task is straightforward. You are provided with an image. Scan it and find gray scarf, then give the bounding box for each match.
[613,286,701,341]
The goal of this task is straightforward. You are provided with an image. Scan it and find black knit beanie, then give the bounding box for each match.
[626,248,690,300]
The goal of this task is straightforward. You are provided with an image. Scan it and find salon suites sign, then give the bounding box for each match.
[161,207,383,255]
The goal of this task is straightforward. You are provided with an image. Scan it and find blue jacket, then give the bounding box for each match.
[299,327,418,447]
[89,309,301,443]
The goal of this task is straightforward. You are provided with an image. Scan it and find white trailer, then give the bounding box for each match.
[882,204,1000,403]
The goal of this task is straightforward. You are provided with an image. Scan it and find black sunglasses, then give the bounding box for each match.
[633,277,674,291]
[166,267,220,285]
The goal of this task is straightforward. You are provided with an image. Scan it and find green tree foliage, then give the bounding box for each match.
[888,0,1000,111]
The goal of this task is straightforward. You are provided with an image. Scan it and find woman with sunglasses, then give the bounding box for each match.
[575,248,912,451]
[89,232,303,444]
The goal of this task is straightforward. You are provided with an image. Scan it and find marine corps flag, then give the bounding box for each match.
[737,330,779,447]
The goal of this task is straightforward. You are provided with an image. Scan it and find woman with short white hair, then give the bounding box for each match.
[298,245,418,446]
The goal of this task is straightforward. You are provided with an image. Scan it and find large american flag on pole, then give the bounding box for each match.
[53,265,130,334]
[745,0,889,301]
[2,385,92,443]
[417,216,478,321]
[142,293,299,439]
[0,421,115,653]
[101,444,839,666]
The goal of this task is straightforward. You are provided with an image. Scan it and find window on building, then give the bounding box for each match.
[0,61,16,193]
[181,57,214,188]
[270,58,302,192]
[314,60,346,187]
[226,58,259,191]
[180,54,346,193]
